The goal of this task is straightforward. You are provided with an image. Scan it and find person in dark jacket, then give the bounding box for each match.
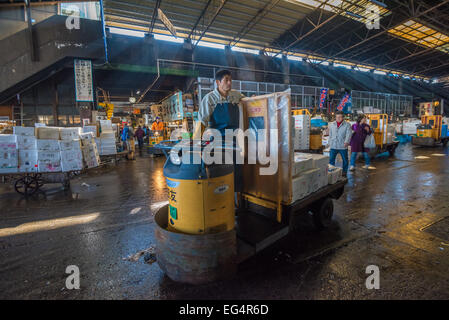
[134,126,145,151]
[349,114,375,171]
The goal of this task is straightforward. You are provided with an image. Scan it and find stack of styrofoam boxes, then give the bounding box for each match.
[80,133,101,168]
[0,134,18,173]
[293,114,310,150]
[402,120,421,135]
[291,152,329,202]
[99,120,117,155]
[386,124,396,144]
[37,139,61,173]
[59,140,84,172]
[328,164,342,185]
[14,126,38,173]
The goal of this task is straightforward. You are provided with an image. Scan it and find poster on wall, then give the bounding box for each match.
[74,59,94,102]
[162,91,183,121]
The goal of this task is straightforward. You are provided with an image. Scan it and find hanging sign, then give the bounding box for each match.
[74,59,94,102]
[319,88,328,109]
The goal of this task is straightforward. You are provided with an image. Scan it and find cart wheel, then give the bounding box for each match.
[15,176,39,196]
[311,197,334,230]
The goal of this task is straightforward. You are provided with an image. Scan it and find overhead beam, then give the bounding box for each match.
[187,0,212,40]
[229,0,281,47]
[320,0,449,62]
[149,0,162,34]
[192,0,228,48]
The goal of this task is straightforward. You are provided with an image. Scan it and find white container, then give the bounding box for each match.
[37,139,60,151]
[61,150,83,172]
[0,149,18,173]
[59,140,81,152]
[293,153,314,176]
[18,150,38,173]
[36,127,60,140]
[17,135,37,150]
[37,151,61,172]
[13,126,35,136]
[60,127,81,140]
[328,165,342,185]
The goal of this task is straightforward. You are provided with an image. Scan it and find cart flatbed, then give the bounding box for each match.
[236,178,347,263]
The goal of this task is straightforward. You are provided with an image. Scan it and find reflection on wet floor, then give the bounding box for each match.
[0,143,448,299]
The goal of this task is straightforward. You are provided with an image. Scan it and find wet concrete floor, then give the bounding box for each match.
[0,143,448,299]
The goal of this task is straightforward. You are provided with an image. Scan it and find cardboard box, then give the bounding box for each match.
[17,135,37,150]
[81,145,100,168]
[37,127,60,140]
[18,150,38,173]
[60,127,81,140]
[13,126,35,136]
[293,152,314,176]
[37,139,60,151]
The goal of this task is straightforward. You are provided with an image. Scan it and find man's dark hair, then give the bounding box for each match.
[335,111,344,116]
[215,69,232,82]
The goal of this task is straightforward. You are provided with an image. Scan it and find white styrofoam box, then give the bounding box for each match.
[306,153,329,170]
[59,140,81,152]
[37,139,60,151]
[292,174,310,202]
[403,122,419,135]
[294,153,314,176]
[317,166,329,189]
[100,132,115,139]
[18,150,38,173]
[100,120,113,132]
[36,127,60,140]
[0,134,17,146]
[61,150,83,172]
[293,115,311,129]
[328,165,342,185]
[81,145,100,168]
[17,135,37,150]
[305,168,321,193]
[60,127,81,140]
[13,126,35,136]
[83,126,97,137]
[0,149,18,173]
[37,151,61,172]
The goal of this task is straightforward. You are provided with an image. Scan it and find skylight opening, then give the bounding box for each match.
[388,20,449,54]
[196,41,225,49]
[154,34,184,43]
[109,27,146,38]
[232,47,259,55]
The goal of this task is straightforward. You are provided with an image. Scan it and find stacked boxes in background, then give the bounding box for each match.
[0,134,18,173]
[36,127,60,140]
[293,115,310,150]
[291,152,329,202]
[80,133,101,168]
[37,139,61,173]
[99,120,117,155]
[59,140,83,172]
[15,127,38,173]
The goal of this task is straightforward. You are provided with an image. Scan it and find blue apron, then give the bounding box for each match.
[210,102,240,137]
[209,101,242,192]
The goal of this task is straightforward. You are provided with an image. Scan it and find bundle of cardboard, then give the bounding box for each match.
[293,114,310,150]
